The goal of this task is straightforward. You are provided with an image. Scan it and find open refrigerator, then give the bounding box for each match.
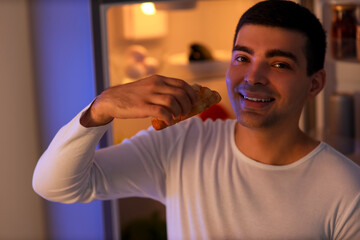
[89,0,360,238]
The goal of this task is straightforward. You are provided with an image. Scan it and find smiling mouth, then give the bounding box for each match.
[240,94,275,103]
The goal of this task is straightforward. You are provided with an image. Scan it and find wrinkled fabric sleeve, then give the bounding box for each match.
[32,106,172,204]
[334,193,360,239]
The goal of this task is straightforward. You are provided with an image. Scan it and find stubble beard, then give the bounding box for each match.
[236,110,278,130]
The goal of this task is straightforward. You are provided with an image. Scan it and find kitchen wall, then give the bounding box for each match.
[0,0,46,239]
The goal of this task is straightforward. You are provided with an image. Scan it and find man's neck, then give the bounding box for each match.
[234,122,319,165]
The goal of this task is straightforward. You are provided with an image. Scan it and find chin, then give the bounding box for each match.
[236,112,276,129]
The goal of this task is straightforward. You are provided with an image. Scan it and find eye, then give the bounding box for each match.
[232,55,251,65]
[272,62,291,69]
[235,55,250,63]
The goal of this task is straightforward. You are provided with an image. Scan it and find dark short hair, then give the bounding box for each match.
[234,0,326,76]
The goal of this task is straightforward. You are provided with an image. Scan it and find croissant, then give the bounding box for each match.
[152,84,222,130]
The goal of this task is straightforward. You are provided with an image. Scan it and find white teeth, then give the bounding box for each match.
[243,95,273,102]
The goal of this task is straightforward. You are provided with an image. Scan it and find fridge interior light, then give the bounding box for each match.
[122,3,168,40]
[141,2,156,15]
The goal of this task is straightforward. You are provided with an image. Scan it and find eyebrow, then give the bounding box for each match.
[266,49,298,64]
[232,45,253,55]
[232,45,299,64]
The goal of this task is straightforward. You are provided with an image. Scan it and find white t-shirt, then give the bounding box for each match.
[33,108,360,240]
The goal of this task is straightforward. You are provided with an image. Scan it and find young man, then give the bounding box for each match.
[33,1,360,239]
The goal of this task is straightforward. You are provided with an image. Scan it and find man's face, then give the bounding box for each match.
[226,24,313,129]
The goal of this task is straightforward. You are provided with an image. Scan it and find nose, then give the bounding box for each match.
[244,61,269,85]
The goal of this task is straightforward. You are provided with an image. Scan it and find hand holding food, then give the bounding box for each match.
[151,84,221,130]
[80,75,198,128]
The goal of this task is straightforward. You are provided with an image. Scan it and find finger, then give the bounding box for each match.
[152,78,196,116]
[162,77,198,105]
[146,104,174,126]
[117,97,174,126]
[155,88,193,117]
[150,93,183,118]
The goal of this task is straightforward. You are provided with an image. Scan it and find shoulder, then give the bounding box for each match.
[317,143,360,171]
[315,142,360,191]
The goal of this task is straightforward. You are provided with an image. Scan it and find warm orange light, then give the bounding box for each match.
[141,2,156,15]
[123,2,167,40]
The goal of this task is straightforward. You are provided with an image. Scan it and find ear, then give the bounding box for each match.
[308,69,326,98]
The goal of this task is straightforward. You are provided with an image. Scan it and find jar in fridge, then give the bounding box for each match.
[331,4,357,59]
